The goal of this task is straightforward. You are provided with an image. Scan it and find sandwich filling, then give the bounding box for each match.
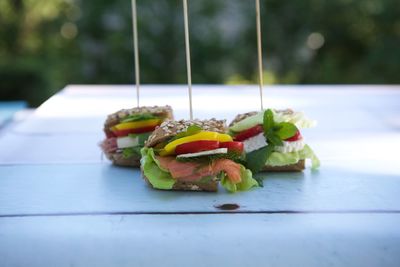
[229,109,320,173]
[103,113,164,159]
[141,123,259,192]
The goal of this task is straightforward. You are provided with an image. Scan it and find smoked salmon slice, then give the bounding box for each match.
[156,156,242,183]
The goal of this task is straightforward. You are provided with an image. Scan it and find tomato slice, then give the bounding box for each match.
[112,125,157,137]
[284,130,302,142]
[219,141,244,154]
[233,125,264,141]
[175,140,220,155]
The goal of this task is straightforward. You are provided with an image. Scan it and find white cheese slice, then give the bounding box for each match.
[243,133,267,153]
[117,136,139,148]
[274,138,305,153]
[177,148,228,158]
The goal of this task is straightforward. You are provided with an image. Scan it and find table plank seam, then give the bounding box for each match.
[1,210,400,218]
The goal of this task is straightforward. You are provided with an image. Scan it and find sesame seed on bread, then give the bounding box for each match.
[103,105,173,133]
[145,118,226,148]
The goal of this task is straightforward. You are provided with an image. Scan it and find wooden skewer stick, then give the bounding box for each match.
[131,0,140,107]
[255,0,264,111]
[183,0,193,120]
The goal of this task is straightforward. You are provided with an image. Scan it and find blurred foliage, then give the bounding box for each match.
[0,0,399,106]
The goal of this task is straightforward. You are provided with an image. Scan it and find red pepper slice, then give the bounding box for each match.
[219,141,244,155]
[175,140,220,155]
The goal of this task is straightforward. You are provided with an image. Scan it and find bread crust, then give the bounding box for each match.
[104,151,141,167]
[145,118,226,148]
[262,160,305,172]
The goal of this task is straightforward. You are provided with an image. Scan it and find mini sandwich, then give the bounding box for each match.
[141,119,259,192]
[101,105,173,167]
[228,109,320,173]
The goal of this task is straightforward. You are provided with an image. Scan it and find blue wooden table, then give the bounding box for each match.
[0,85,399,267]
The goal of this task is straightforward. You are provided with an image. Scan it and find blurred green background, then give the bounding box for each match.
[0,0,399,106]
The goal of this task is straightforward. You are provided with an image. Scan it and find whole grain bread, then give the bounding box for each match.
[103,105,173,136]
[262,160,305,172]
[103,151,141,167]
[145,118,226,148]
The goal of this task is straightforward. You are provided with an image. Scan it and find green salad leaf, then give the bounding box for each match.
[266,144,320,170]
[122,147,141,159]
[121,113,159,123]
[220,165,259,193]
[140,147,176,189]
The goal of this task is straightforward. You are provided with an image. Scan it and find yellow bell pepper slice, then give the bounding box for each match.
[159,131,233,156]
[113,119,161,131]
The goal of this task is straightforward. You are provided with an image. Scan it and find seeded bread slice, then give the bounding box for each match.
[262,160,305,172]
[146,118,226,148]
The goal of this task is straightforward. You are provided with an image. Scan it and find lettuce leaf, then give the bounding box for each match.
[266,144,320,170]
[140,147,175,189]
[141,148,259,193]
[220,164,259,193]
[122,147,142,159]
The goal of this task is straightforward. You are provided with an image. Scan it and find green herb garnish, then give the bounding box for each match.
[121,113,158,123]
[245,109,298,173]
[122,147,142,159]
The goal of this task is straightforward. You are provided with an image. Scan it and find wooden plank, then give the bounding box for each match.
[1,162,399,215]
[0,213,399,267]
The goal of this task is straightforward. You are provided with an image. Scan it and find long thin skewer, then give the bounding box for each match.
[183,0,193,119]
[131,0,140,107]
[255,0,264,110]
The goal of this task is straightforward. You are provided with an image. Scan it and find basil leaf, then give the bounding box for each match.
[122,147,141,159]
[245,145,274,174]
[275,122,298,140]
[268,133,283,146]
[263,109,274,135]
[252,175,264,187]
[121,113,158,123]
